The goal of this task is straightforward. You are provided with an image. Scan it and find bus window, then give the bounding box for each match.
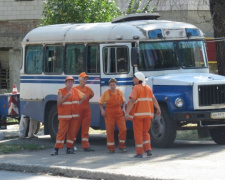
[25,45,43,74]
[179,41,206,68]
[103,46,129,74]
[45,45,64,74]
[65,44,85,74]
[139,42,178,70]
[87,44,100,73]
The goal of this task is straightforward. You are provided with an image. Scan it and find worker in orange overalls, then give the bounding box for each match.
[51,76,86,155]
[74,72,94,152]
[125,72,161,158]
[99,78,127,153]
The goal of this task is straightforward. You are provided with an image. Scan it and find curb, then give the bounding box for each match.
[0,163,161,180]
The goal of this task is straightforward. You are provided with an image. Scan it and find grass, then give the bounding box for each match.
[0,144,51,154]
[176,130,212,141]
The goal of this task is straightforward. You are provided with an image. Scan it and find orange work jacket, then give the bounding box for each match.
[57,87,80,121]
[128,84,154,120]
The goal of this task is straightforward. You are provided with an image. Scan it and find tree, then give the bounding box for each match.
[210,0,225,75]
[126,0,156,14]
[42,0,123,25]
[42,0,156,25]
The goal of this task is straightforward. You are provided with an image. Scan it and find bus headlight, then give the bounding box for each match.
[175,98,184,108]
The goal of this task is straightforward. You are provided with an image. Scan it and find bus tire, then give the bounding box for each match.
[209,127,225,145]
[48,104,58,142]
[150,105,176,148]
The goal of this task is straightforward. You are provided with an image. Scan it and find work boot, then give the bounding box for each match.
[51,149,58,156]
[83,147,95,152]
[66,148,75,154]
[134,154,143,158]
[108,150,115,153]
[146,150,152,156]
[119,148,127,153]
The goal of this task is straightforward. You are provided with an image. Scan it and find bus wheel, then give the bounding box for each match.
[48,104,58,142]
[150,105,176,148]
[209,127,225,145]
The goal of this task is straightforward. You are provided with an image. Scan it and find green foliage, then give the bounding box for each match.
[126,0,156,14]
[42,0,157,25]
[42,0,123,25]
[0,144,51,154]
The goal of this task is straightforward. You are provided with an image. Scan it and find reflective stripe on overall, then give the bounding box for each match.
[105,89,126,151]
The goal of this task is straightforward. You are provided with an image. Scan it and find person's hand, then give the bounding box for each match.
[125,113,129,121]
[122,108,125,115]
[65,91,72,98]
[156,108,161,117]
[101,109,106,117]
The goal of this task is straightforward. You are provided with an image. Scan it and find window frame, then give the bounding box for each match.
[44,44,64,75]
[102,45,130,75]
[24,45,43,74]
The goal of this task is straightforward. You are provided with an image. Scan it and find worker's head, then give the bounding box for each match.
[78,72,89,86]
[133,72,146,86]
[108,78,117,91]
[65,76,75,88]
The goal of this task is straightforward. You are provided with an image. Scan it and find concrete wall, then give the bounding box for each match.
[0,0,44,20]
[0,0,44,92]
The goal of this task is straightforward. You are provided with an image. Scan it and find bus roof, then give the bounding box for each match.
[22,19,204,45]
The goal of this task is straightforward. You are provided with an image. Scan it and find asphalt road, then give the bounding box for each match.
[1,125,225,180]
[0,170,89,180]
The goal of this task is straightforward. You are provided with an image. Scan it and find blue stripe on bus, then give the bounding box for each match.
[20,76,133,85]
[20,76,100,81]
[20,80,100,84]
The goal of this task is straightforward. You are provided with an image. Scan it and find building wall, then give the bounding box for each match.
[0,0,44,20]
[0,0,44,93]
[0,0,214,93]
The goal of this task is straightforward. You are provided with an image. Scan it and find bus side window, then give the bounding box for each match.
[25,45,43,74]
[87,44,100,73]
[103,46,129,74]
[45,45,63,74]
[65,44,85,74]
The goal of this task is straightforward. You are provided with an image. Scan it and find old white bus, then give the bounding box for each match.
[20,13,225,147]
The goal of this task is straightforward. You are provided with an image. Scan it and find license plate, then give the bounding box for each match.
[211,112,225,119]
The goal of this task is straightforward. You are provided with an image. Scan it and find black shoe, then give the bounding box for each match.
[83,147,95,152]
[66,148,75,154]
[146,150,152,156]
[108,150,115,153]
[51,149,58,156]
[119,148,127,153]
[134,154,143,158]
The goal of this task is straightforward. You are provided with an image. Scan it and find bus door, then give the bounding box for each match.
[99,43,134,129]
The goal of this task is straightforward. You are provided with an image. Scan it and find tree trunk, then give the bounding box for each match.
[210,0,225,75]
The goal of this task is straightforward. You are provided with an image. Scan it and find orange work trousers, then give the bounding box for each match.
[133,117,151,154]
[54,118,79,149]
[105,108,126,151]
[75,106,91,149]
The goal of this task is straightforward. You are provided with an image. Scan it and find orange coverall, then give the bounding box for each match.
[99,89,127,151]
[75,85,94,149]
[128,84,154,154]
[55,87,84,149]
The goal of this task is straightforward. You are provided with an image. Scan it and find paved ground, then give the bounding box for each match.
[1,126,225,180]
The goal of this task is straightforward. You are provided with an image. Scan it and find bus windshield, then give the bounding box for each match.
[139,40,207,70]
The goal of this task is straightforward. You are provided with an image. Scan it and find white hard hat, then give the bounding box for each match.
[134,72,145,81]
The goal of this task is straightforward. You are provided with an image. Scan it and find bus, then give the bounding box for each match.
[20,13,225,147]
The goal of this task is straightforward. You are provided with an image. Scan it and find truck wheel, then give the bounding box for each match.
[209,127,225,145]
[150,105,176,148]
[48,104,58,142]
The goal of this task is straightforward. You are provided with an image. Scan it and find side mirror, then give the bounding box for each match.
[131,47,139,67]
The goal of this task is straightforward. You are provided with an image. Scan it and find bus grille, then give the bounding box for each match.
[198,84,225,106]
